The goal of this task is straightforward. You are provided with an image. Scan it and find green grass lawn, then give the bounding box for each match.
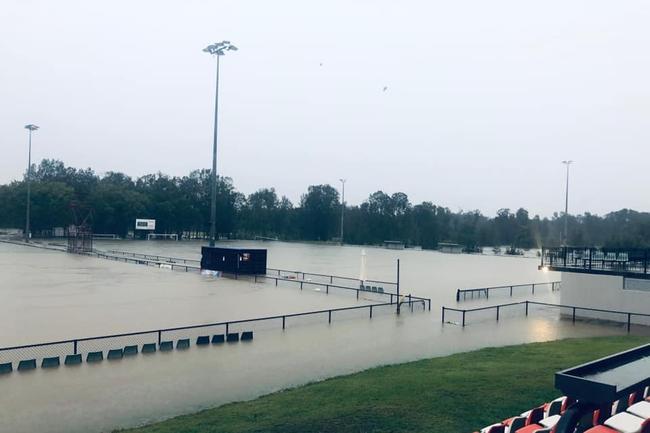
[119,336,648,433]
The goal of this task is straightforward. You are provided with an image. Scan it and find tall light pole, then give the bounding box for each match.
[203,41,238,247]
[339,179,346,244]
[24,124,39,242]
[562,160,573,246]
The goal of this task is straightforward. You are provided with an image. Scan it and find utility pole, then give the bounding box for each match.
[24,124,39,242]
[561,160,573,246]
[396,259,401,315]
[339,178,346,244]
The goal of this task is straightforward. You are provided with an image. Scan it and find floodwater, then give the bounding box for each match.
[0,240,640,433]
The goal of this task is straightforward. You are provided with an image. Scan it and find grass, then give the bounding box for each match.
[119,336,649,433]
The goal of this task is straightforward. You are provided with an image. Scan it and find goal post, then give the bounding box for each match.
[147,233,178,241]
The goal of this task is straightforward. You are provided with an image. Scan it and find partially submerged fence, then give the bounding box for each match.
[99,249,432,309]
[441,300,650,332]
[0,300,428,374]
[456,281,561,302]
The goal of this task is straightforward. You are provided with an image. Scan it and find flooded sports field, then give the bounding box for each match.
[0,240,638,433]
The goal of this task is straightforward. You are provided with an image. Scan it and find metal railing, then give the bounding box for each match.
[442,300,650,332]
[456,281,561,302]
[541,246,650,276]
[99,249,431,309]
[0,299,428,373]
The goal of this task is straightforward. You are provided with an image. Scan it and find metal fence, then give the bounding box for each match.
[0,300,428,374]
[99,249,432,309]
[456,281,561,302]
[441,300,650,332]
[541,246,650,276]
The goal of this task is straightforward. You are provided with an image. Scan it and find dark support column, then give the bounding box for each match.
[456,290,460,302]
[158,330,162,345]
[328,310,332,323]
[462,310,466,327]
[572,307,576,323]
[441,307,445,323]
[510,286,513,296]
[555,402,598,433]
[282,316,285,329]
[496,306,500,321]
[525,301,529,316]
[370,305,373,318]
[74,340,78,355]
[628,313,632,333]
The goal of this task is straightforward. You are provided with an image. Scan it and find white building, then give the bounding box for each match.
[542,247,650,326]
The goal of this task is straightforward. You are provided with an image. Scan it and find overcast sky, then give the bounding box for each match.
[2,0,649,217]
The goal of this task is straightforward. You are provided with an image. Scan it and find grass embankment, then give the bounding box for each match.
[121,336,648,433]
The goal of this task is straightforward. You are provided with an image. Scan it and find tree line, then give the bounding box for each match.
[1,159,649,249]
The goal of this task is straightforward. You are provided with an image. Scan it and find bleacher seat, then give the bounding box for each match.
[124,345,138,356]
[196,336,210,345]
[18,359,37,370]
[41,356,60,368]
[142,343,156,353]
[64,354,82,365]
[628,401,650,419]
[86,351,103,362]
[176,339,190,350]
[159,341,173,351]
[585,412,650,433]
[0,362,12,374]
[212,334,225,344]
[241,331,254,341]
[107,349,123,360]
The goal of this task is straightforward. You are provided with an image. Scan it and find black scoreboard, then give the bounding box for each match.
[200,247,267,275]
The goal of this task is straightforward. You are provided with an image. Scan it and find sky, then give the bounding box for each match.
[2,0,650,218]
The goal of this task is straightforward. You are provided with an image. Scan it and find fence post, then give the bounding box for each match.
[328,310,332,324]
[496,306,500,321]
[226,323,229,335]
[326,285,329,294]
[486,288,489,299]
[462,310,466,327]
[442,306,445,323]
[357,289,359,300]
[628,313,631,333]
[301,281,303,290]
[428,299,431,311]
[157,330,162,345]
[275,278,278,287]
[370,305,373,318]
[282,316,285,330]
[74,340,78,355]
[532,284,535,295]
[409,294,413,311]
[456,290,460,302]
[572,307,576,323]
[525,301,529,316]
[510,286,513,296]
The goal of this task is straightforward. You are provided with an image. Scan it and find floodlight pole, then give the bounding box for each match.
[339,179,346,244]
[204,41,237,247]
[562,160,573,246]
[209,54,221,247]
[24,124,38,243]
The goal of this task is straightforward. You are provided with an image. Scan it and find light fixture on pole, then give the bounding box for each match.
[203,41,238,247]
[561,160,573,246]
[24,124,39,243]
[339,179,346,244]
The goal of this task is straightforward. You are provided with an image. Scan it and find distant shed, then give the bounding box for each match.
[201,247,267,275]
[438,242,463,254]
[383,240,405,250]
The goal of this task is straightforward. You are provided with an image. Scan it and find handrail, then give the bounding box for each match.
[93,250,432,309]
[441,300,650,331]
[0,298,432,353]
[456,281,561,302]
